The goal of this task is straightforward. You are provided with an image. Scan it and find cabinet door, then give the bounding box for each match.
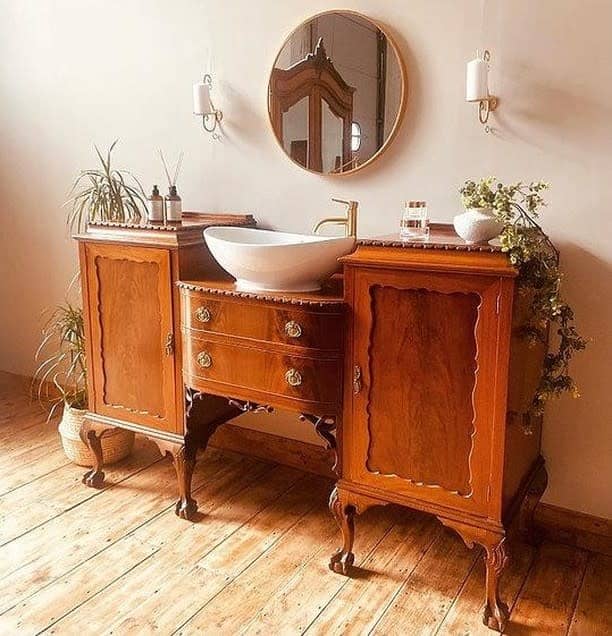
[83,243,178,433]
[345,267,505,516]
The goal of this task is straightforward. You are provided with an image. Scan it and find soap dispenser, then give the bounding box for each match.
[147,185,164,223]
[165,185,182,223]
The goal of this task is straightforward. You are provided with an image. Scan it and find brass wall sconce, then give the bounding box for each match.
[192,74,223,137]
[466,49,498,133]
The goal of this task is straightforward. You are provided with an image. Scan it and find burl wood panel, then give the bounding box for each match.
[96,257,164,415]
[84,243,177,433]
[365,285,480,496]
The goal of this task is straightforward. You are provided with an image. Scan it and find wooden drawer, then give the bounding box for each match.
[181,290,343,352]
[182,333,342,413]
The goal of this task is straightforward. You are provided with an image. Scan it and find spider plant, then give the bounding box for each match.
[65,139,147,234]
[32,303,87,419]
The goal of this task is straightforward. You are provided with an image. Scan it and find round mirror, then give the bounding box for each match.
[268,10,406,176]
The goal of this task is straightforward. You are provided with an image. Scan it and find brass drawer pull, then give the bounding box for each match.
[285,368,303,387]
[195,307,212,323]
[284,320,303,339]
[196,351,212,368]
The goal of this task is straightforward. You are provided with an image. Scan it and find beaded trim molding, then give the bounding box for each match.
[88,220,184,231]
[176,282,344,307]
[357,238,502,252]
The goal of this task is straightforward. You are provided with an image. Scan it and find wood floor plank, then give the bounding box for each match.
[2,455,274,634]
[0,449,252,612]
[0,536,159,633]
[0,419,70,496]
[1,374,610,635]
[505,542,589,635]
[436,538,536,636]
[568,553,612,636]
[0,436,162,546]
[369,528,479,636]
[179,502,397,634]
[0,417,57,457]
[305,511,439,636]
[100,472,330,635]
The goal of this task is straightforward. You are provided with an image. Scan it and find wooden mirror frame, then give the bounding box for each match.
[267,10,408,177]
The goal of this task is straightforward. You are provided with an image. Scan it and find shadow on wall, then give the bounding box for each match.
[542,239,611,458]
[552,240,612,380]
[542,241,612,515]
[212,81,267,146]
[493,67,612,160]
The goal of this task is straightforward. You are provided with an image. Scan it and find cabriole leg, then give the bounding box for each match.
[483,537,510,631]
[153,439,198,521]
[328,486,356,575]
[80,426,106,488]
[437,517,509,632]
[169,443,198,520]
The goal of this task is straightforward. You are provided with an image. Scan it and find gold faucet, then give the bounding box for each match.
[313,198,358,237]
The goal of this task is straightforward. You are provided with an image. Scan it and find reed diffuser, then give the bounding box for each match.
[159,150,184,223]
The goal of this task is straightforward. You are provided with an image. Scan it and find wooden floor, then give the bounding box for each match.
[0,373,610,635]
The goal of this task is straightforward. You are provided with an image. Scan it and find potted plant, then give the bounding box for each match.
[66,139,147,233]
[32,140,146,464]
[459,177,587,423]
[32,302,134,465]
[455,177,504,244]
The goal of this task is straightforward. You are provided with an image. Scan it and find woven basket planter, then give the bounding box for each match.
[58,405,135,467]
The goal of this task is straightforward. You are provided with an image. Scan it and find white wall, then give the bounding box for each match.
[0,0,610,518]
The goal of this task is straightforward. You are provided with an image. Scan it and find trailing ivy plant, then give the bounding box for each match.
[459,177,588,418]
[65,139,147,234]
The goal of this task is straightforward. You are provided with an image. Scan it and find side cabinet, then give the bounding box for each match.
[330,239,545,633]
[74,214,255,516]
[81,242,178,433]
[346,265,507,518]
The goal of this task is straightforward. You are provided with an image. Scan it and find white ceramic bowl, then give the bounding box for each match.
[204,226,356,292]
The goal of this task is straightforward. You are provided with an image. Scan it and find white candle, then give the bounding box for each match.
[466,52,489,102]
[193,82,212,115]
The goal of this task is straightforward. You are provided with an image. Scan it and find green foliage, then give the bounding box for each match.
[32,302,87,418]
[459,178,588,416]
[65,140,147,234]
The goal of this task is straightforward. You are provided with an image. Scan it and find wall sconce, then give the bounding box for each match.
[193,74,223,136]
[466,49,498,133]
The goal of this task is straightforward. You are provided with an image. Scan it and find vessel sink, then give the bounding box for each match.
[204,227,355,292]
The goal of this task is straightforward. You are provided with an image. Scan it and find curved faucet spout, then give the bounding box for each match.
[313,217,346,234]
[313,199,359,237]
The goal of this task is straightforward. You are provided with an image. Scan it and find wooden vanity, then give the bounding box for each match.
[76,218,547,632]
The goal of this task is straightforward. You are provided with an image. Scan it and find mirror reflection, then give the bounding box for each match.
[269,11,405,175]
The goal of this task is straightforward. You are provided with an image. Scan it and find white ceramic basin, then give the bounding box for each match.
[204,227,355,292]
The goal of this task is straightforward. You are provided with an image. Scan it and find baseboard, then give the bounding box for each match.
[209,423,335,479]
[210,423,611,555]
[534,503,612,556]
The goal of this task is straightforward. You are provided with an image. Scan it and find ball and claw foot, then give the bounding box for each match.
[175,497,198,520]
[82,469,105,488]
[329,550,355,575]
[484,600,509,632]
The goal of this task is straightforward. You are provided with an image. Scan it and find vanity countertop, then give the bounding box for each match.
[178,273,345,307]
[74,211,256,247]
[358,223,503,252]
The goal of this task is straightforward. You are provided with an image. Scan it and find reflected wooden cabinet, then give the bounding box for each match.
[331,238,547,632]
